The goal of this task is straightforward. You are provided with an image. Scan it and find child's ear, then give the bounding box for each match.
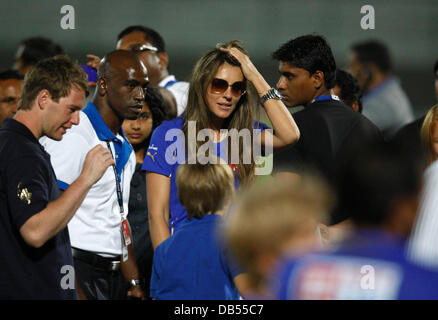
[311,70,325,90]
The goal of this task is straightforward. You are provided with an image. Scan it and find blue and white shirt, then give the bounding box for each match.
[41,102,136,257]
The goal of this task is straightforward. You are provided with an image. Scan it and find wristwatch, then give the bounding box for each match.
[260,88,282,105]
[129,279,141,288]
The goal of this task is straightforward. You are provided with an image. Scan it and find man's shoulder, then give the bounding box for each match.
[294,100,342,118]
[305,100,379,129]
[292,100,349,129]
[0,130,45,162]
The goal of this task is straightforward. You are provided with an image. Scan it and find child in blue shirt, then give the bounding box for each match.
[150,162,246,300]
[273,141,438,299]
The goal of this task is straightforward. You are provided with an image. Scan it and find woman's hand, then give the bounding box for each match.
[219,47,262,86]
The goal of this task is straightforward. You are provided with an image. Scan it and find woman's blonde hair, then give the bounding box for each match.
[421,104,438,165]
[183,40,258,187]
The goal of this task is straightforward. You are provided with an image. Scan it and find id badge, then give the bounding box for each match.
[121,218,131,262]
[121,218,132,246]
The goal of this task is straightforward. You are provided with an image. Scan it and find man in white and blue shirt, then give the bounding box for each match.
[42,50,148,300]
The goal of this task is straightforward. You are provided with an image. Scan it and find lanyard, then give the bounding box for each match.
[105,141,124,216]
[311,94,340,104]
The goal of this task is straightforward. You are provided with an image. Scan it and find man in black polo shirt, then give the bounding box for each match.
[272,35,382,224]
[0,55,114,299]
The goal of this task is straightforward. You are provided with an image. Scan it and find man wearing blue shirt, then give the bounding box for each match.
[348,40,414,139]
[42,50,148,300]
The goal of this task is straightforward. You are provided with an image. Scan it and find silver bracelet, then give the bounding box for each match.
[129,279,141,287]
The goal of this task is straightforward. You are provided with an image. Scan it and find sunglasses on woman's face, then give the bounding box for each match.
[210,78,246,97]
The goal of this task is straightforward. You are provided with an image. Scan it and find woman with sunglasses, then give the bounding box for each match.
[143,41,300,249]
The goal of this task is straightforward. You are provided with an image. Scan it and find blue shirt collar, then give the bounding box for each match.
[311,94,340,104]
[83,102,133,179]
[179,214,222,228]
[83,102,119,141]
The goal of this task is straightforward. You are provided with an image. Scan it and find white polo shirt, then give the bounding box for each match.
[159,75,189,117]
[40,102,136,258]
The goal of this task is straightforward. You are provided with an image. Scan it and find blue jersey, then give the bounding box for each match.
[142,116,269,232]
[272,230,438,300]
[150,214,242,300]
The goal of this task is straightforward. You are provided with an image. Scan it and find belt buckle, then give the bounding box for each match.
[111,260,121,271]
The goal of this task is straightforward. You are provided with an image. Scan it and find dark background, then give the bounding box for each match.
[1,0,436,117]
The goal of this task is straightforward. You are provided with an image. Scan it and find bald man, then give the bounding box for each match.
[41,50,149,300]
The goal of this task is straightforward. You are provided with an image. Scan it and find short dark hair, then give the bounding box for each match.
[272,34,337,89]
[337,141,422,227]
[134,87,166,151]
[351,40,392,74]
[0,69,24,81]
[18,55,88,111]
[145,87,165,131]
[335,69,363,113]
[434,60,438,76]
[18,37,64,67]
[117,25,165,53]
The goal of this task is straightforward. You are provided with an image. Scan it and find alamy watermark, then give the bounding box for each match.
[60,264,75,290]
[60,5,75,30]
[360,264,375,290]
[361,5,375,30]
[156,121,273,175]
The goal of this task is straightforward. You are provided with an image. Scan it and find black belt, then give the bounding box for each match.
[72,247,121,272]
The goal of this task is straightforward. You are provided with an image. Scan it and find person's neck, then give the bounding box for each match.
[156,70,170,86]
[134,145,146,164]
[160,70,170,81]
[14,109,42,139]
[93,98,122,136]
[306,88,331,107]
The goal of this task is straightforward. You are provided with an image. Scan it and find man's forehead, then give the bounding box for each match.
[118,31,152,49]
[279,61,305,73]
[0,79,22,94]
[0,79,22,87]
[109,61,148,80]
